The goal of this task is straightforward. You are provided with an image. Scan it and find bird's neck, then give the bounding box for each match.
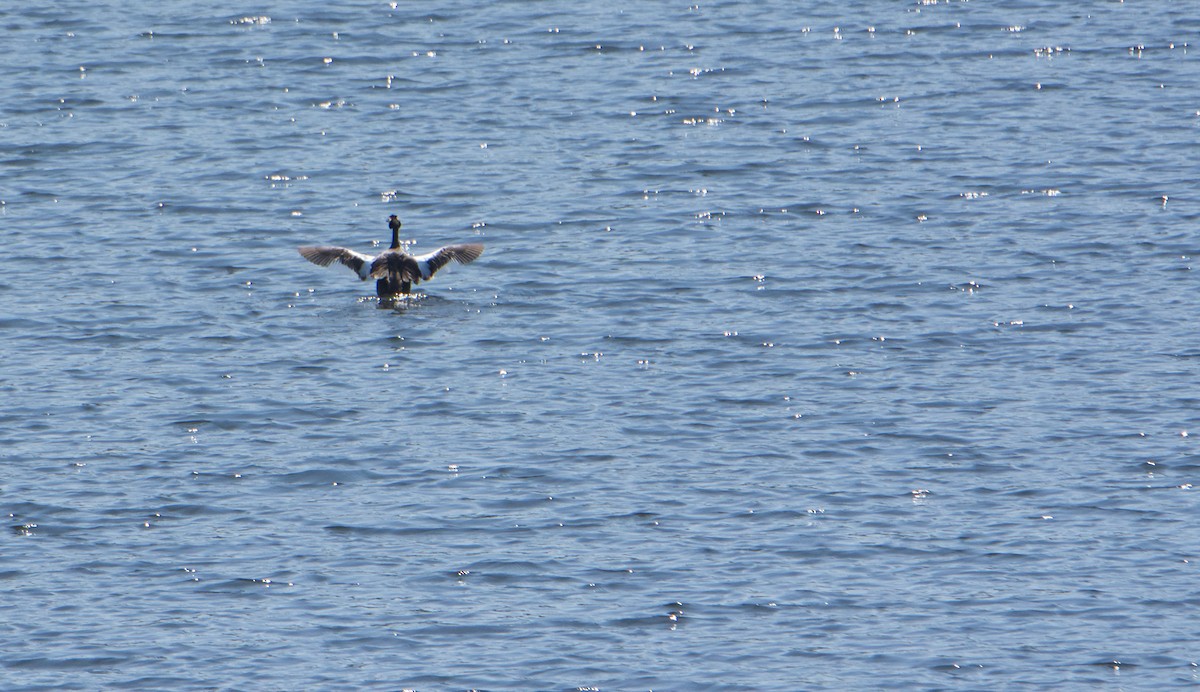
[389,227,401,249]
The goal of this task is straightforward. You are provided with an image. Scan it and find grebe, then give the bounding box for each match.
[298,215,484,297]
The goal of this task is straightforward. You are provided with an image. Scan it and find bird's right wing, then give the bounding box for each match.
[297,246,374,280]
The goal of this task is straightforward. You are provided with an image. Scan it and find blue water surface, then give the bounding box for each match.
[2,1,1199,689]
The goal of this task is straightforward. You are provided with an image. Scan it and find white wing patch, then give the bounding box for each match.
[414,255,436,280]
[347,251,374,279]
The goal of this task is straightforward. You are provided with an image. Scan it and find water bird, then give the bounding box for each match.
[298,214,484,297]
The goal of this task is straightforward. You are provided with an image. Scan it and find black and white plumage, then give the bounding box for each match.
[298,215,484,298]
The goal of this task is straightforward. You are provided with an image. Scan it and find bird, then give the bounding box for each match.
[298,215,484,298]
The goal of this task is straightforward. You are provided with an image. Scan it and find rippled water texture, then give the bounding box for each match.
[2,1,1199,689]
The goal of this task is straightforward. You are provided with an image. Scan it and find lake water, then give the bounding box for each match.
[3,1,1199,689]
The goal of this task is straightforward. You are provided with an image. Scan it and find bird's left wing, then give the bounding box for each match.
[413,243,485,280]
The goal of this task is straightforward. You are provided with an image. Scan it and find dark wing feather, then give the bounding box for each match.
[298,246,373,279]
[416,243,485,280]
